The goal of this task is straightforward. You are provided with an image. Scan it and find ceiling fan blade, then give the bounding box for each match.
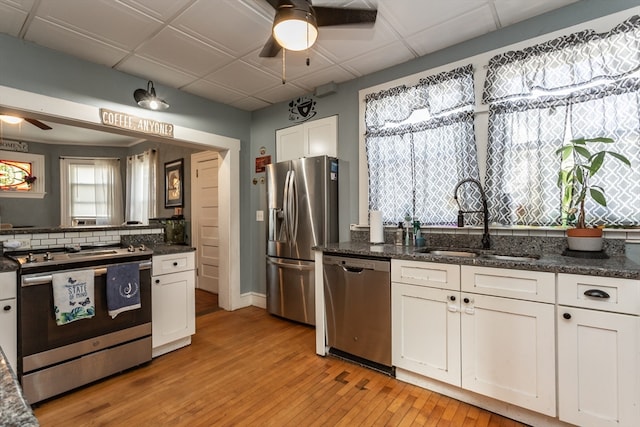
[259,35,282,57]
[25,118,53,130]
[314,7,377,27]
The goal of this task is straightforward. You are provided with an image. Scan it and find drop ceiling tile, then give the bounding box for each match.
[117,54,198,88]
[118,0,195,22]
[313,19,399,62]
[404,5,498,56]
[255,82,308,105]
[0,1,31,36]
[34,0,163,50]
[494,0,579,27]
[172,0,272,56]
[341,40,415,77]
[203,60,282,95]
[230,96,271,111]
[181,79,246,105]
[24,17,129,66]
[135,26,234,77]
[382,0,491,37]
[288,65,358,90]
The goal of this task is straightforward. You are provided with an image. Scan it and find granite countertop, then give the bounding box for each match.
[0,257,19,272]
[147,244,196,256]
[0,347,39,426]
[317,242,640,280]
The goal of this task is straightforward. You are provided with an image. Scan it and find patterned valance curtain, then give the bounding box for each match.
[484,16,640,226]
[483,15,640,103]
[365,65,478,225]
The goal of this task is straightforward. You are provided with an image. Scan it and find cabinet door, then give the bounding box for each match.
[152,270,195,349]
[305,116,337,158]
[0,271,16,371]
[392,283,461,386]
[461,293,556,416]
[558,307,640,427]
[276,126,305,162]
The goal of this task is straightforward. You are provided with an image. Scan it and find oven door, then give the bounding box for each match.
[18,260,152,375]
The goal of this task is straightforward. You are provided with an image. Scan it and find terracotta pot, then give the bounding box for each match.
[566,227,603,251]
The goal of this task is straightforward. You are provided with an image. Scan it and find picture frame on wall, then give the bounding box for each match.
[164,158,184,208]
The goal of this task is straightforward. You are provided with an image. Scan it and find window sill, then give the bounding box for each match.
[0,191,46,199]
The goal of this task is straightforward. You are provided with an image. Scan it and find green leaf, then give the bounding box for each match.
[607,151,632,167]
[556,145,572,160]
[576,166,584,184]
[585,137,614,144]
[589,152,605,175]
[590,188,606,206]
[570,138,586,145]
[574,146,591,159]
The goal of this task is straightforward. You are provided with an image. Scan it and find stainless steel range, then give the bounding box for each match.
[8,245,153,404]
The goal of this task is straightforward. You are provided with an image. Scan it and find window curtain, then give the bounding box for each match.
[60,157,123,226]
[126,150,157,224]
[484,16,640,226]
[365,65,478,225]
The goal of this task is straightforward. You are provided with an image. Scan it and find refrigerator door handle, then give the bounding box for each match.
[289,170,298,244]
[282,170,292,241]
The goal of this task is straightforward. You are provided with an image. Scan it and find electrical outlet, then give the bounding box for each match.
[15,238,31,249]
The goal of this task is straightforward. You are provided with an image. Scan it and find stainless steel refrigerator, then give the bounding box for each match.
[266,155,339,325]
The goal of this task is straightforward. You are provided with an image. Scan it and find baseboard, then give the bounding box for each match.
[238,292,266,309]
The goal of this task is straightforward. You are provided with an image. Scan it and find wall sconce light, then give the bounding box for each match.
[134,80,169,111]
[272,4,318,51]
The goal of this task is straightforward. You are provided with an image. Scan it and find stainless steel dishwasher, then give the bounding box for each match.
[323,254,392,372]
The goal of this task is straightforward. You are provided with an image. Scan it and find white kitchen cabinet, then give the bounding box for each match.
[152,252,196,358]
[276,115,337,162]
[460,266,556,416]
[391,260,461,385]
[0,271,17,372]
[557,274,640,427]
[392,260,556,417]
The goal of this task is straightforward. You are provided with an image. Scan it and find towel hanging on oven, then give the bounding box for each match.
[106,262,141,318]
[52,269,96,326]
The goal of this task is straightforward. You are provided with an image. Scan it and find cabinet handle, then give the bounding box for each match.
[584,289,610,299]
[173,262,179,266]
[155,279,160,284]
[3,305,11,311]
[563,313,571,320]
[463,297,470,304]
[449,295,456,301]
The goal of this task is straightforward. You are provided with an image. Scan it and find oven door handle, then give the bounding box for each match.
[21,261,152,286]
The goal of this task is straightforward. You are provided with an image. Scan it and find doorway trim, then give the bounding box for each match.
[0,84,242,311]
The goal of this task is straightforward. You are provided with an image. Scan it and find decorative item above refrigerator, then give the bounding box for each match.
[266,156,339,325]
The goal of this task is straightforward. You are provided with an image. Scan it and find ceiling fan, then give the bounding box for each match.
[0,114,52,130]
[259,0,378,58]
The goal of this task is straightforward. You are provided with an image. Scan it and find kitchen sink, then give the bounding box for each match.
[415,248,479,257]
[479,254,539,262]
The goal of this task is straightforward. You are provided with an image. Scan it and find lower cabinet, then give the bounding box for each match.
[0,271,17,371]
[557,274,640,427]
[152,252,196,357]
[392,260,556,418]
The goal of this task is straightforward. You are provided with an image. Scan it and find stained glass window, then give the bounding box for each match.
[0,159,34,191]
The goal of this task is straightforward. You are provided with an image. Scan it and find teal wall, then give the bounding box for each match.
[1,0,637,296]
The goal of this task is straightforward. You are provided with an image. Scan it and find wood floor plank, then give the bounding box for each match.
[33,306,529,426]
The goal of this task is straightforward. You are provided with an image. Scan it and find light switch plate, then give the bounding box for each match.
[256,210,264,221]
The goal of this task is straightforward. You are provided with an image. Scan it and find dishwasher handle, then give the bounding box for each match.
[342,266,365,273]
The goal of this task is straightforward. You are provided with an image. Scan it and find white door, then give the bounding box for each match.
[191,151,219,293]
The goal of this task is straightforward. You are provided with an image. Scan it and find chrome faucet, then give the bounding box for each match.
[453,178,490,250]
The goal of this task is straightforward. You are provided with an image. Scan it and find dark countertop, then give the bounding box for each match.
[317,242,640,280]
[0,257,19,272]
[147,244,196,256]
[0,347,39,427]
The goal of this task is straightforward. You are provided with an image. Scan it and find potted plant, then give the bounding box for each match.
[556,136,631,251]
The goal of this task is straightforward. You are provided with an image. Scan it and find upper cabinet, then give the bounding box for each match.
[276,115,337,162]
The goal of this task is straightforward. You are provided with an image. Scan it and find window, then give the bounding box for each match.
[364,65,479,225]
[0,150,45,198]
[484,16,640,226]
[125,150,157,224]
[60,157,123,226]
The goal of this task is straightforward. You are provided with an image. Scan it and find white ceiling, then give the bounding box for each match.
[0,0,578,145]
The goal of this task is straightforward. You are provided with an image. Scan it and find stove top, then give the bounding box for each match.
[7,245,153,269]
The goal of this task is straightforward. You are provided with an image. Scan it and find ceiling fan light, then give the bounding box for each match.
[273,9,318,51]
[0,115,24,125]
[133,81,170,110]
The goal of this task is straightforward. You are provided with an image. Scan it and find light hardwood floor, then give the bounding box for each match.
[33,307,528,426]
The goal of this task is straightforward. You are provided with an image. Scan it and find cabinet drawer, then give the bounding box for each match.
[152,252,195,276]
[0,271,17,299]
[461,266,555,303]
[391,259,460,291]
[558,273,640,315]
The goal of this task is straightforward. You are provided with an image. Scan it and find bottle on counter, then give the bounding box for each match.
[395,222,404,246]
[404,214,412,246]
